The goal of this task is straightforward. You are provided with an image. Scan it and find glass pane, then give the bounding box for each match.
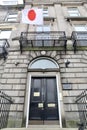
[0,30,11,39]
[30,59,58,69]
[74,25,87,31]
[36,26,42,32]
[43,26,50,31]
[36,26,50,32]
[7,18,17,21]
[2,0,18,5]
[68,8,80,16]
[69,13,79,17]
[43,10,48,17]
[8,14,17,18]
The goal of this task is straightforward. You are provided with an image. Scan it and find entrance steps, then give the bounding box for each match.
[2,125,79,130]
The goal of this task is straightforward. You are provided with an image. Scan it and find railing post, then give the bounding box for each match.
[0,91,13,129]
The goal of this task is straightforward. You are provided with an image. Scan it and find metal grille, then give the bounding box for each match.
[75,89,87,128]
[19,31,67,53]
[0,91,13,129]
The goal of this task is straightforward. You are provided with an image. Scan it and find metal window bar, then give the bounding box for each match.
[72,31,87,53]
[75,89,87,129]
[0,91,13,129]
[19,31,67,53]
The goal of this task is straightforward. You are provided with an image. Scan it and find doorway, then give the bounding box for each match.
[29,77,59,124]
[25,57,64,127]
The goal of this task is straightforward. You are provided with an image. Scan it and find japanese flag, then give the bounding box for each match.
[22,8,43,25]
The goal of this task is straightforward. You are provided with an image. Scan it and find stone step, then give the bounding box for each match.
[28,125,60,128]
[2,126,78,130]
[2,128,78,130]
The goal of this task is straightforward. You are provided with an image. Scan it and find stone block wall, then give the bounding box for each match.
[0,49,87,127]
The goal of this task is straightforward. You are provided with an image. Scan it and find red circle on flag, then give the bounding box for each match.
[27,9,36,21]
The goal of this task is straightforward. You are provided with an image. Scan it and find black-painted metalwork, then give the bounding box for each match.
[75,89,87,129]
[19,31,67,53]
[0,39,10,60]
[0,91,13,129]
[72,31,87,53]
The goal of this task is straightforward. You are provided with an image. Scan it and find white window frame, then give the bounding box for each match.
[68,7,80,17]
[0,30,12,39]
[6,13,18,22]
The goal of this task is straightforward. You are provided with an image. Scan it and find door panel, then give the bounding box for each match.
[29,77,59,121]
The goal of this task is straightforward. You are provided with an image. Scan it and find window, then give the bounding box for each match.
[0,30,12,39]
[29,57,58,69]
[74,25,87,31]
[36,25,50,46]
[68,7,80,17]
[0,0,18,5]
[6,13,18,22]
[36,25,50,32]
[74,25,87,45]
[0,0,24,5]
[43,7,49,17]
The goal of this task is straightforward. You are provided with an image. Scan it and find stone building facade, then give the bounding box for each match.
[0,0,87,128]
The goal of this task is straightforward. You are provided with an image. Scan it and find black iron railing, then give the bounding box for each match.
[0,91,13,129]
[72,31,87,53]
[75,89,87,129]
[19,31,67,53]
[0,39,9,60]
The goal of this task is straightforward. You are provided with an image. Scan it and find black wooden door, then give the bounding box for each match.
[29,77,59,121]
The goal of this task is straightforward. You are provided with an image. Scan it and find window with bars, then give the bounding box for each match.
[68,7,80,17]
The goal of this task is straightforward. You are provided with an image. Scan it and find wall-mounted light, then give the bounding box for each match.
[15,61,19,66]
[65,59,70,68]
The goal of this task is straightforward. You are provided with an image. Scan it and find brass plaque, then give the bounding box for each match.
[48,104,55,107]
[38,103,43,108]
[33,92,40,97]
